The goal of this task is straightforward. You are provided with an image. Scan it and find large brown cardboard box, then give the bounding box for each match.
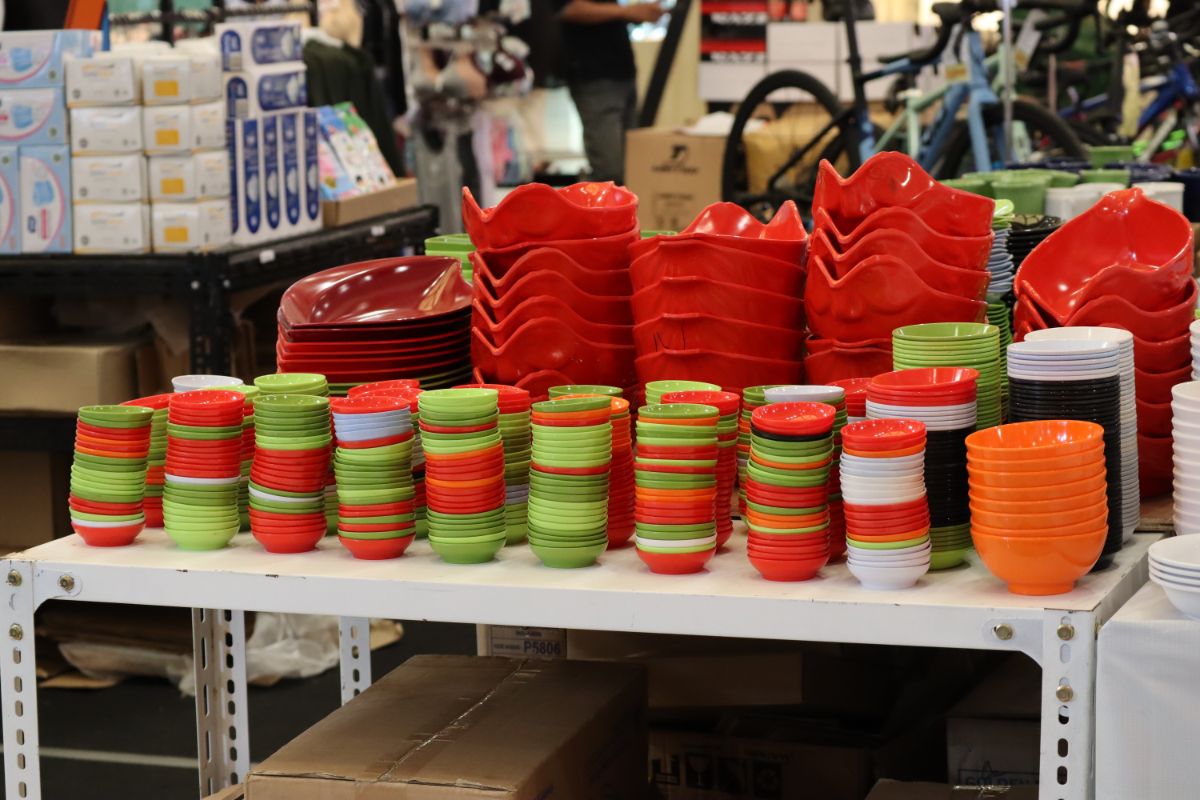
[0,450,69,552]
[0,338,147,413]
[625,128,725,231]
[867,780,1038,799]
[322,178,419,228]
[946,656,1040,787]
[247,655,649,800]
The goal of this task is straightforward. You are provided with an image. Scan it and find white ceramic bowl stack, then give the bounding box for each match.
[1171,382,1200,535]
[1025,327,1139,539]
[1149,535,1200,618]
[172,374,243,393]
[1191,319,1200,381]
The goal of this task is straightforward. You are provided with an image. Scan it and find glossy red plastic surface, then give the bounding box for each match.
[813,153,995,237]
[633,313,804,360]
[472,323,636,387]
[1139,433,1172,498]
[748,552,828,581]
[477,229,637,277]
[811,206,992,271]
[808,228,989,300]
[636,546,715,574]
[1063,280,1198,342]
[462,182,638,250]
[277,311,471,342]
[634,349,804,392]
[629,238,806,295]
[1134,364,1192,405]
[802,338,893,384]
[474,281,632,326]
[1132,330,1192,373]
[631,276,805,330]
[472,247,632,298]
[473,299,633,346]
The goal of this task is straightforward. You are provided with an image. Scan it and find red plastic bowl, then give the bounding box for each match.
[72,520,144,547]
[338,534,416,560]
[660,389,741,416]
[629,237,806,296]
[634,349,803,393]
[636,545,714,574]
[475,275,632,326]
[477,229,637,279]
[809,227,988,300]
[634,313,805,361]
[1135,364,1192,405]
[803,340,894,384]
[632,276,805,330]
[252,529,324,554]
[841,418,927,451]
[748,552,829,581]
[1136,397,1172,437]
[1139,432,1172,498]
[1063,279,1198,343]
[473,296,633,341]
[462,182,638,250]
[812,207,992,272]
[472,322,636,388]
[1132,329,1192,373]
[472,247,632,298]
[752,401,836,435]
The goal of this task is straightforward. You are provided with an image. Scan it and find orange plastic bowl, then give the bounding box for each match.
[970,505,1108,533]
[966,444,1104,474]
[966,462,1106,489]
[964,420,1105,459]
[971,528,1106,595]
[968,485,1108,515]
[967,472,1108,502]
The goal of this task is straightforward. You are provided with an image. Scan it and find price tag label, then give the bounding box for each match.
[258,249,276,264]
[483,626,567,659]
[370,224,386,237]
[1014,9,1047,74]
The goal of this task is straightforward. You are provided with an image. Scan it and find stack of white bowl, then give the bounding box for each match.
[1191,319,1200,381]
[1025,327,1139,539]
[1149,535,1200,619]
[1172,382,1200,535]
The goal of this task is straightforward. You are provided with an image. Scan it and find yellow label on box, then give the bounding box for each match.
[153,80,180,98]
[160,178,185,195]
[155,129,180,147]
[164,226,190,243]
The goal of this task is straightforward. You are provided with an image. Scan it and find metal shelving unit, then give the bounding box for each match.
[0,528,1154,800]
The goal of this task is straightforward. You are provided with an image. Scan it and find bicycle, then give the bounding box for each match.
[720,0,1086,215]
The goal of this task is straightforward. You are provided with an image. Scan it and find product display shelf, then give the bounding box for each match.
[0,523,1155,800]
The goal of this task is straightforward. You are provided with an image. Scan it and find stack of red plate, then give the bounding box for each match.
[276,257,473,395]
[465,182,639,399]
[628,202,807,392]
[831,377,871,423]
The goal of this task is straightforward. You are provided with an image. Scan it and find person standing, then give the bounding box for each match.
[555,0,665,183]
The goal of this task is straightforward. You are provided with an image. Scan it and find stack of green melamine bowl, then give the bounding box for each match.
[255,373,335,531]
[527,396,613,568]
[892,323,1003,430]
[643,379,719,407]
[455,383,532,544]
[120,394,171,528]
[71,404,155,547]
[633,402,719,574]
[737,385,782,515]
[247,394,333,553]
[163,391,246,551]
[419,388,507,563]
[202,384,259,530]
[547,384,625,400]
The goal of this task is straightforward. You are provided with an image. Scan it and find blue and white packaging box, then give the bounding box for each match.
[260,113,281,236]
[19,145,71,253]
[216,21,302,71]
[0,30,92,89]
[228,118,262,246]
[279,111,301,230]
[224,62,306,118]
[69,106,143,154]
[0,147,19,253]
[0,88,67,145]
[300,109,322,231]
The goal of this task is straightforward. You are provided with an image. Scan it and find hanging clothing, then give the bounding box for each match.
[304,39,405,176]
[359,0,409,117]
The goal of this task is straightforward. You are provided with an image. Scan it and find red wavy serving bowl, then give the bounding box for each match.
[813,152,995,238]
[1062,280,1198,343]
[802,339,893,383]
[1132,329,1192,373]
[477,229,637,278]
[472,297,633,346]
[462,182,638,250]
[629,238,806,296]
[634,313,805,361]
[812,207,992,271]
[1139,432,1172,498]
[471,322,636,387]
[630,201,807,264]
[631,276,805,330]
[474,278,632,326]
[472,247,632,297]
[1134,364,1192,405]
[808,227,989,300]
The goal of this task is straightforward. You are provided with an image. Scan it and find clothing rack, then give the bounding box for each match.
[107,0,318,44]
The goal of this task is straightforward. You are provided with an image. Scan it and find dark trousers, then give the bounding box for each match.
[569,78,638,184]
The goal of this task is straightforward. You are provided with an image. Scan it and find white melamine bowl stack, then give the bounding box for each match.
[1149,535,1200,619]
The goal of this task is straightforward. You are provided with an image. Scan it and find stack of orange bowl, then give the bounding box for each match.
[1013,188,1196,497]
[629,202,807,391]
[662,390,741,549]
[121,394,170,528]
[465,183,639,399]
[966,420,1109,595]
[805,152,993,382]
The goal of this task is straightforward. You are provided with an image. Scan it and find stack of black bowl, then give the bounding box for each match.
[1006,214,1063,272]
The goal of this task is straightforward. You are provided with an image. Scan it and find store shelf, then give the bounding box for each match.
[0,528,1154,799]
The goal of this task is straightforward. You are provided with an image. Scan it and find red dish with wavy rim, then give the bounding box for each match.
[1134,364,1192,405]
[1061,280,1198,343]
[806,253,987,341]
[279,256,473,328]
[803,340,894,384]
[478,228,637,277]
[472,297,633,341]
[813,152,995,237]
[811,206,991,272]
[630,237,806,296]
[634,348,804,393]
[1139,432,1171,498]
[808,227,988,300]
[472,247,632,298]
[633,313,805,361]
[1132,329,1192,373]
[632,275,805,330]
[474,273,632,326]
[1136,397,1172,437]
[339,535,416,560]
[471,321,636,388]
[462,182,638,250]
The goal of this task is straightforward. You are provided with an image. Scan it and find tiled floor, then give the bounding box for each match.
[3,621,477,799]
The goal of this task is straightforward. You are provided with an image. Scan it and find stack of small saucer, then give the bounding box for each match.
[120,394,170,528]
[456,383,532,544]
[71,404,154,546]
[163,391,245,550]
[662,390,741,548]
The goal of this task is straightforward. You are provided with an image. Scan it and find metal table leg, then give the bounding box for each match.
[193,609,250,797]
[1,562,42,800]
[338,617,372,704]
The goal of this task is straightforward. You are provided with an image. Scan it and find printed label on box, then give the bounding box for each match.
[261,114,281,232]
[223,63,306,118]
[143,104,191,154]
[0,88,67,145]
[241,119,261,235]
[148,155,194,201]
[20,145,71,253]
[217,22,302,71]
[0,31,92,89]
[190,100,226,150]
[142,56,191,104]
[73,203,150,253]
[70,106,143,154]
[280,112,301,226]
[0,147,18,252]
[194,149,230,199]
[72,154,146,203]
[66,56,138,106]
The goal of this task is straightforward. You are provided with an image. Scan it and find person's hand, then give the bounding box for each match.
[625,3,666,23]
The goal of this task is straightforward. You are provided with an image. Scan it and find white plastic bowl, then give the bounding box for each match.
[847,559,929,590]
[172,374,243,392]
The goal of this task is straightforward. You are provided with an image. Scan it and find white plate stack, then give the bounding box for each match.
[1149,535,1200,619]
[1191,319,1200,381]
[1025,327,1139,539]
[1172,382,1200,535]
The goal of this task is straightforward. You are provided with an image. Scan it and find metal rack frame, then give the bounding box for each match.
[0,528,1154,800]
[108,1,319,44]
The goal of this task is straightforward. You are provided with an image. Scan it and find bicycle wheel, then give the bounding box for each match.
[937,98,1087,177]
[721,69,849,219]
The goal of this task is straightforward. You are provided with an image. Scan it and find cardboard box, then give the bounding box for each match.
[0,146,18,253]
[73,202,150,254]
[191,99,227,150]
[0,338,143,413]
[19,145,71,253]
[185,51,222,103]
[0,450,69,553]
[69,106,143,154]
[141,53,192,105]
[946,657,1040,788]
[216,21,303,71]
[223,62,307,119]
[625,127,725,231]
[143,103,192,155]
[0,30,92,89]
[228,117,262,245]
[202,786,244,800]
[247,655,648,800]
[72,154,147,203]
[148,151,229,202]
[0,88,67,145]
[321,177,417,228]
[199,198,232,249]
[151,203,202,253]
[867,780,1039,800]
[65,54,138,106]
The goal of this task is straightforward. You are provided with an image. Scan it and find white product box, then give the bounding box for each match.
[70,106,142,154]
[73,202,150,253]
[228,117,262,245]
[72,154,147,203]
[260,113,282,236]
[300,108,321,232]
[0,147,18,253]
[150,151,229,201]
[189,52,222,103]
[151,203,200,253]
[215,21,302,71]
[198,198,231,249]
[19,145,71,253]
[0,88,67,145]
[223,62,306,118]
[194,149,230,198]
[190,99,226,150]
[0,30,92,89]
[141,54,192,105]
[278,111,302,231]
[143,104,192,154]
[65,54,138,106]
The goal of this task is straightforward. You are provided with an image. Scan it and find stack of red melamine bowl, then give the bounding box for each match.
[629,202,807,391]
[1013,188,1196,497]
[465,182,639,399]
[121,394,170,529]
[71,404,154,546]
[200,384,259,531]
[744,402,836,581]
[831,377,870,423]
[331,394,417,560]
[662,390,741,549]
[350,380,425,535]
[805,152,992,382]
[454,383,533,545]
[163,391,245,551]
[737,385,782,515]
